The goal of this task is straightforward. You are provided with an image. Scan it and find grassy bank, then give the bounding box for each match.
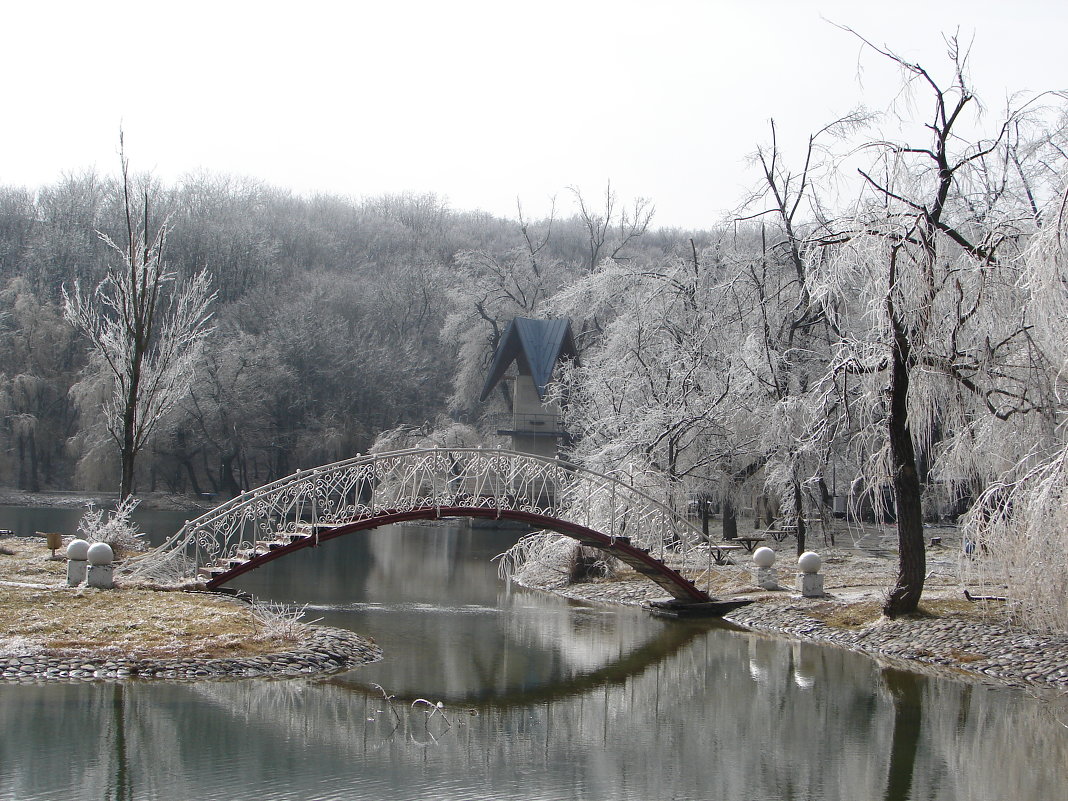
[1,537,297,661]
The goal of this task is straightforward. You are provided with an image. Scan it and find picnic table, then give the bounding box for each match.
[706,543,744,565]
[732,536,766,553]
[768,525,794,542]
[769,519,818,542]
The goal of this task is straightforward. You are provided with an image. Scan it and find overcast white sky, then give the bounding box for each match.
[4,0,1066,230]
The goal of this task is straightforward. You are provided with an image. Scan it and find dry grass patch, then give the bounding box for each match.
[0,584,297,660]
[804,597,1004,630]
[917,597,1006,623]
[805,601,884,628]
[0,537,306,661]
[1,537,70,583]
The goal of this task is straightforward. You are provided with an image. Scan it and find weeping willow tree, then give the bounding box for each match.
[960,185,1068,632]
[806,32,1063,616]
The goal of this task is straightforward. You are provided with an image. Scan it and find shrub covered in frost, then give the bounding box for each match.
[76,496,146,557]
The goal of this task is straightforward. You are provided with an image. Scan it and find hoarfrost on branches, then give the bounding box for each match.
[76,495,145,556]
[62,141,216,499]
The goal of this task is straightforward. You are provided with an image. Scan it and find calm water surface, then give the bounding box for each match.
[1,512,1065,800]
[0,504,192,546]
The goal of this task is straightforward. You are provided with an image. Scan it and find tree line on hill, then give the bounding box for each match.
[0,173,666,498]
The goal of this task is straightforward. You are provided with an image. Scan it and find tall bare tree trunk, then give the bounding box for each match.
[793,481,806,556]
[722,498,738,540]
[884,303,925,616]
[120,380,139,500]
[27,429,39,493]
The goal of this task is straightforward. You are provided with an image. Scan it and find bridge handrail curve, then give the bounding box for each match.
[120,447,707,581]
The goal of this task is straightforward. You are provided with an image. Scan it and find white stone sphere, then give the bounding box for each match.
[66,539,90,561]
[798,551,822,574]
[752,546,776,568]
[86,542,115,566]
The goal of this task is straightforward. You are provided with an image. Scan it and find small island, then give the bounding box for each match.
[0,534,380,682]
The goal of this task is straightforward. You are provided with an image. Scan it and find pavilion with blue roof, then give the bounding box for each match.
[479,318,578,457]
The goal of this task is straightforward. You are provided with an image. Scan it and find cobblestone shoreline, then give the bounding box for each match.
[0,626,381,684]
[724,598,1068,690]
[513,566,1068,692]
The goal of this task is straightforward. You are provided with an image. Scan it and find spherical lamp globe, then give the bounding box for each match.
[66,539,90,561]
[752,546,776,568]
[86,542,115,566]
[798,551,822,574]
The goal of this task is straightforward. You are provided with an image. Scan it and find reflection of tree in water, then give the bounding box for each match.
[109,683,133,801]
[0,683,208,800]
[362,527,477,602]
[184,634,1067,801]
[237,523,693,700]
[881,668,923,801]
[506,596,671,673]
[309,525,688,701]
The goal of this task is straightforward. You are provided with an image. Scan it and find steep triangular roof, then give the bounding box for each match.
[479,318,579,402]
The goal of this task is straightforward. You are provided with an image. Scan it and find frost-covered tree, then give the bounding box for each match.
[733,114,869,553]
[63,146,215,499]
[444,202,567,415]
[175,329,295,496]
[551,244,747,524]
[554,226,837,549]
[0,277,80,489]
[570,182,655,271]
[960,179,1068,631]
[810,33,1063,615]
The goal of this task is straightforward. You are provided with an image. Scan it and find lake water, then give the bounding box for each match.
[1,510,1066,800]
[0,504,194,547]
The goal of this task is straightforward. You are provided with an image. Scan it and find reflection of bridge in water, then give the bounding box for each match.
[336,617,721,709]
[123,448,714,602]
[175,618,720,761]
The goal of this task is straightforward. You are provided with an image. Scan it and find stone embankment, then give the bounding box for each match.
[512,548,1068,692]
[0,626,381,683]
[724,598,1068,690]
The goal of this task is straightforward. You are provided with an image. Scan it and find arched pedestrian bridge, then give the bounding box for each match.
[123,448,716,603]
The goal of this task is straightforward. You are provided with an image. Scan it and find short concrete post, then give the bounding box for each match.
[66,539,90,586]
[752,546,779,590]
[86,542,115,589]
[797,551,824,597]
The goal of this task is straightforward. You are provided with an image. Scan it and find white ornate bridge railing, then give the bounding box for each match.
[118,447,707,583]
